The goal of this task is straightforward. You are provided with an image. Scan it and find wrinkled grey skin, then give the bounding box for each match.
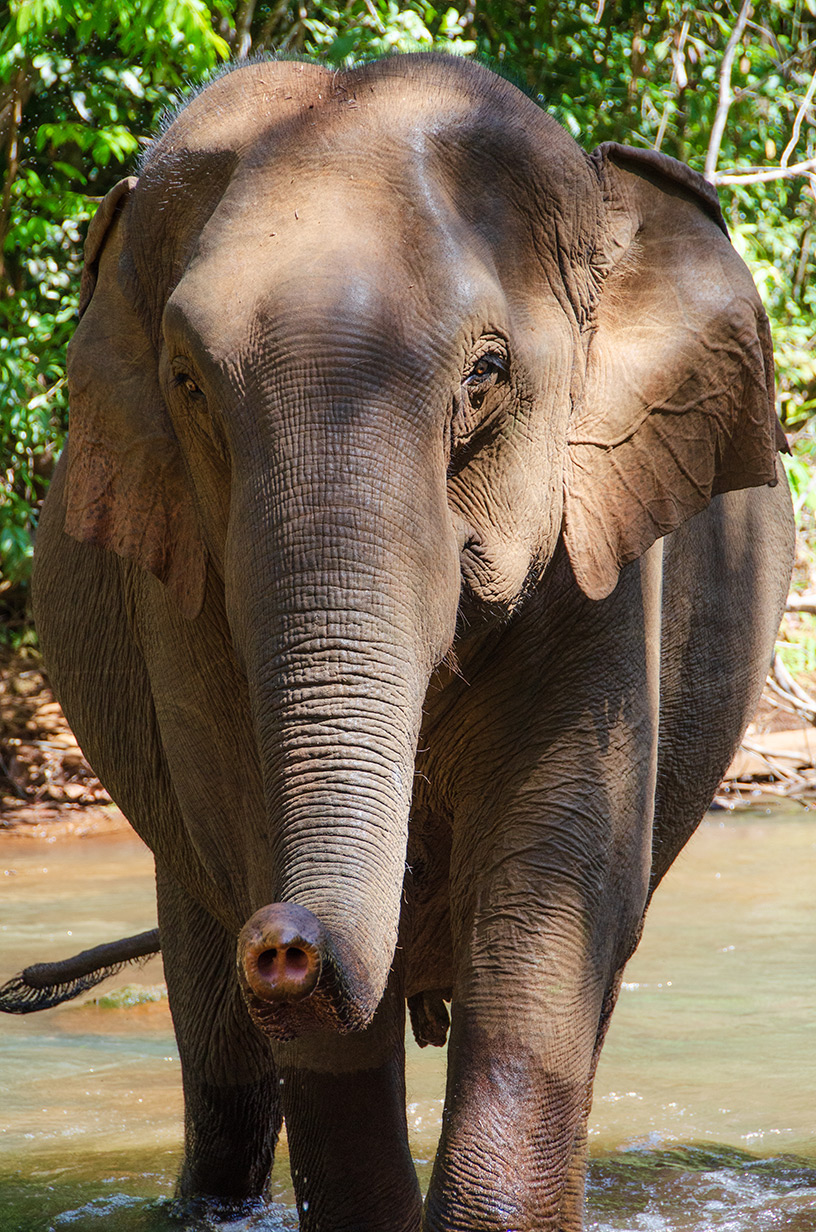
[33,54,794,1231]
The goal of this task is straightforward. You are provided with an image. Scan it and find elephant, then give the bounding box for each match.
[30,52,794,1232]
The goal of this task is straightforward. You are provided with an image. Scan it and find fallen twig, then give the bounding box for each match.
[771,653,816,721]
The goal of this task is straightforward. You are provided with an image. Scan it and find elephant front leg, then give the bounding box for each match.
[425,1002,598,1231]
[556,968,627,1232]
[423,544,662,1230]
[275,965,422,1232]
[156,865,281,1204]
[424,812,649,1232]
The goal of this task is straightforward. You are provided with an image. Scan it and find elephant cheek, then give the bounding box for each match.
[449,361,570,619]
[453,506,557,620]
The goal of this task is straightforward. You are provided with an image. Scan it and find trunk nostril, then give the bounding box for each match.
[238,903,325,1005]
[285,945,309,972]
[256,947,278,979]
[256,944,310,981]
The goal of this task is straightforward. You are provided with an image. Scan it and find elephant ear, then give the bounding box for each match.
[64,178,207,619]
[564,142,782,601]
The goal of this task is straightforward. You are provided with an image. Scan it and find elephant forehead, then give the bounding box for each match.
[165,178,508,369]
[144,59,332,163]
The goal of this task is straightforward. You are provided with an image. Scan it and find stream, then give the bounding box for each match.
[1,805,814,1230]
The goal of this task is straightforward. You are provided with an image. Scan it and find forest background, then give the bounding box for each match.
[1,0,815,673]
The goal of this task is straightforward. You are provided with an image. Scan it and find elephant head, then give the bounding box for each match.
[62,54,778,1039]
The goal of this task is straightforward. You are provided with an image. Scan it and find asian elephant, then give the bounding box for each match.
[32,52,794,1231]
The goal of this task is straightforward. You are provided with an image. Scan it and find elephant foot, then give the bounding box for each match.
[169,1192,269,1226]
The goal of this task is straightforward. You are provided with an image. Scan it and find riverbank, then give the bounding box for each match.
[3,647,816,833]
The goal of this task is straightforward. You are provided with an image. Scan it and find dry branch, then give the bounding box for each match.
[234,0,258,59]
[786,592,816,615]
[705,0,753,181]
[712,158,816,186]
[781,69,816,168]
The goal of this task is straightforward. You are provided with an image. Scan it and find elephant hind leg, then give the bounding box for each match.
[651,483,794,897]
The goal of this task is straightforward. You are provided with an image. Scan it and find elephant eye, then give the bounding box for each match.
[449,348,511,475]
[174,372,204,399]
[463,353,507,408]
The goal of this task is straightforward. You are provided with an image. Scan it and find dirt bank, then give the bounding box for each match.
[2,648,814,835]
[0,650,129,835]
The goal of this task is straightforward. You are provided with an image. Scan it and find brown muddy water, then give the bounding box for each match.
[1,805,814,1230]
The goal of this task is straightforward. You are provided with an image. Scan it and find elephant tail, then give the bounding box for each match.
[0,927,161,1013]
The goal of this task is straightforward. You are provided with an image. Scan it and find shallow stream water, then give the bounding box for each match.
[1,805,814,1230]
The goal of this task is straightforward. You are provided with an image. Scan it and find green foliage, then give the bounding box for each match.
[463,1,816,429]
[783,426,816,524]
[778,422,816,676]
[92,983,167,1008]
[299,1,477,59]
[1,1,814,639]
[0,0,229,618]
[778,610,816,675]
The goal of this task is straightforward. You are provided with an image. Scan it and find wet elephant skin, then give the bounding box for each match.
[32,53,794,1231]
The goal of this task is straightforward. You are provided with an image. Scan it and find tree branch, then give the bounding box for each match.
[712,157,816,185]
[0,65,33,167]
[704,0,753,181]
[254,0,292,51]
[786,592,816,615]
[234,0,258,59]
[781,68,816,168]
[654,19,689,152]
[0,69,25,290]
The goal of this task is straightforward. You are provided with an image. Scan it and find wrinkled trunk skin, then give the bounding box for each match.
[224,380,460,1038]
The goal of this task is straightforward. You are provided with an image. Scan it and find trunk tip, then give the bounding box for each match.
[238,902,324,1005]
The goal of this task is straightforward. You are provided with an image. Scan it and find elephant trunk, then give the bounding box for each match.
[225,389,459,1038]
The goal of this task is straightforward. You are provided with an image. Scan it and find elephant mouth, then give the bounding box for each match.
[457,533,522,629]
[236,902,373,1041]
[240,974,357,1042]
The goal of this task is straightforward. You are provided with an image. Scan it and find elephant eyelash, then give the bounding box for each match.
[464,352,507,381]
[462,353,508,410]
[171,370,205,400]
[169,368,228,460]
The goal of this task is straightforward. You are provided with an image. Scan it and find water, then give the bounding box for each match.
[1,807,814,1229]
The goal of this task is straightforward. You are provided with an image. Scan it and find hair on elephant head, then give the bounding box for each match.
[32,52,792,1231]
